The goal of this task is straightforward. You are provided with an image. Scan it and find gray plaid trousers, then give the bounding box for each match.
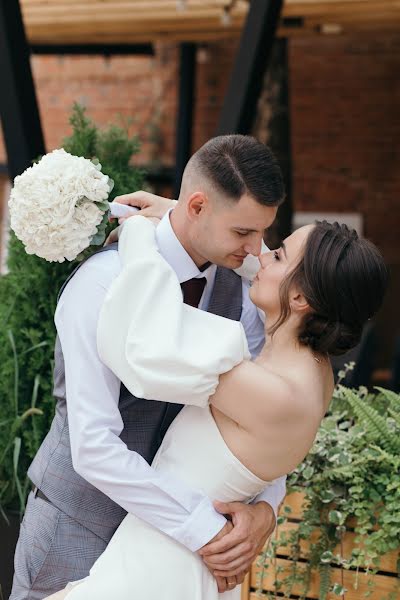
[9,492,108,600]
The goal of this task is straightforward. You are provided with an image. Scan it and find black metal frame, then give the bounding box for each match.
[31,44,154,56]
[0,2,154,183]
[217,0,284,135]
[174,43,197,198]
[0,0,45,181]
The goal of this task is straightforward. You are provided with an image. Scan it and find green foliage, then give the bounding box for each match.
[258,378,400,599]
[0,104,143,515]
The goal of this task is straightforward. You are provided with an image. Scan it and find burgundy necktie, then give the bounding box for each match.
[181,277,207,307]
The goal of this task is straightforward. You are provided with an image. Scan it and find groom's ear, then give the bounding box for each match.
[187,192,209,219]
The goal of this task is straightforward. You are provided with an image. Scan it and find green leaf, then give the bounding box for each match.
[95,201,110,212]
[329,510,344,525]
[321,551,333,563]
[303,466,314,480]
[331,583,346,596]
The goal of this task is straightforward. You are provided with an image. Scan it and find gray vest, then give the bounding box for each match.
[28,244,243,542]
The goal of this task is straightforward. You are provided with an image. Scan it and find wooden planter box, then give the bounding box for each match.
[241,492,400,600]
[0,511,20,599]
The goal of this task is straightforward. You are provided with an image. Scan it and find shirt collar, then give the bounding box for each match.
[155,210,214,284]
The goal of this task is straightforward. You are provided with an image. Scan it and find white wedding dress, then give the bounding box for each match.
[63,404,271,600]
[57,216,274,600]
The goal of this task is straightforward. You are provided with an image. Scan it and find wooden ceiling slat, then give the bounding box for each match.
[22,0,232,5]
[26,24,400,46]
[306,11,400,25]
[26,29,244,44]
[19,0,400,45]
[23,0,397,16]
[284,1,400,18]
[284,0,393,6]
[24,11,247,25]
[26,18,246,37]
[22,2,247,15]
[23,5,398,28]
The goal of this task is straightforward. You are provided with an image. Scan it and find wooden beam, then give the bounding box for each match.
[25,29,245,45]
[18,0,400,47]
[306,9,400,25]
[21,0,237,7]
[25,15,246,34]
[284,0,400,17]
[26,13,244,32]
[21,3,248,23]
[217,0,284,135]
[0,0,45,181]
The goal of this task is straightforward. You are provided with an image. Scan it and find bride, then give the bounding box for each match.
[46,212,387,600]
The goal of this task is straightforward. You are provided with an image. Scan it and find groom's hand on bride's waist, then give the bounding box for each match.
[198,500,276,578]
[201,522,245,593]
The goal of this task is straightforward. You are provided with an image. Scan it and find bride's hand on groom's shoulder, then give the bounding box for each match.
[199,500,275,579]
[111,191,177,224]
[104,190,171,245]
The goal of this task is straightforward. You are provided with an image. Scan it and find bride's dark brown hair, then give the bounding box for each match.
[268,221,388,356]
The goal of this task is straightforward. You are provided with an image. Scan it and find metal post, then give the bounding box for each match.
[174,43,196,198]
[0,0,45,182]
[217,0,283,135]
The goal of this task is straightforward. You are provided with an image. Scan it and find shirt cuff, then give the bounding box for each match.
[251,476,287,520]
[171,497,227,552]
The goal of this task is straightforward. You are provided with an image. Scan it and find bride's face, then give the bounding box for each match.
[250,225,314,315]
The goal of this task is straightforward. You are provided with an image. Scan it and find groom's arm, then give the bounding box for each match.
[199,478,286,578]
[55,249,227,553]
[251,475,286,520]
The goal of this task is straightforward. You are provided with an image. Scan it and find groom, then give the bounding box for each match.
[10,134,286,599]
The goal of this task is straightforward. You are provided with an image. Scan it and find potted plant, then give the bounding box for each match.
[0,104,143,597]
[248,376,400,600]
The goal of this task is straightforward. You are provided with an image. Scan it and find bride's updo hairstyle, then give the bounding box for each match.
[269,221,388,356]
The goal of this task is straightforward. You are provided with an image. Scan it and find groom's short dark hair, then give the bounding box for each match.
[193,134,285,207]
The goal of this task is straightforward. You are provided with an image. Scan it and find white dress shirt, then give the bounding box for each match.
[55,211,286,553]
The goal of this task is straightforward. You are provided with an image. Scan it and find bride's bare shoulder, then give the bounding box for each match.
[210,359,316,437]
[241,361,301,423]
[252,359,330,424]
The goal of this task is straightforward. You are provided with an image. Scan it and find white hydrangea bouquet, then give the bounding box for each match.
[8,148,114,262]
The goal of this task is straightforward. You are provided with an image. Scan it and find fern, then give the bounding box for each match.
[375,387,400,413]
[387,408,400,428]
[319,563,332,600]
[274,387,400,599]
[369,444,399,466]
[341,387,400,454]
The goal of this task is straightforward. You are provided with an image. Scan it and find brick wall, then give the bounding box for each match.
[1,34,398,365]
[0,45,179,167]
[0,40,238,167]
[289,33,400,364]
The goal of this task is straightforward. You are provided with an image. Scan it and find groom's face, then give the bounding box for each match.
[190,193,277,269]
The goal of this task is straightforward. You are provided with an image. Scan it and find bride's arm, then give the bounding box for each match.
[97,216,250,406]
[99,216,300,435]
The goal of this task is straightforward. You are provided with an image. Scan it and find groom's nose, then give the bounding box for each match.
[243,235,262,256]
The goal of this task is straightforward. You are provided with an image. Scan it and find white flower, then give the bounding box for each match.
[8,149,113,262]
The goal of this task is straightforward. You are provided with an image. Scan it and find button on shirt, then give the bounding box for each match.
[54,211,286,553]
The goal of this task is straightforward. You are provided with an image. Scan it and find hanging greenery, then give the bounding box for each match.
[0,104,143,516]
[257,376,400,599]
